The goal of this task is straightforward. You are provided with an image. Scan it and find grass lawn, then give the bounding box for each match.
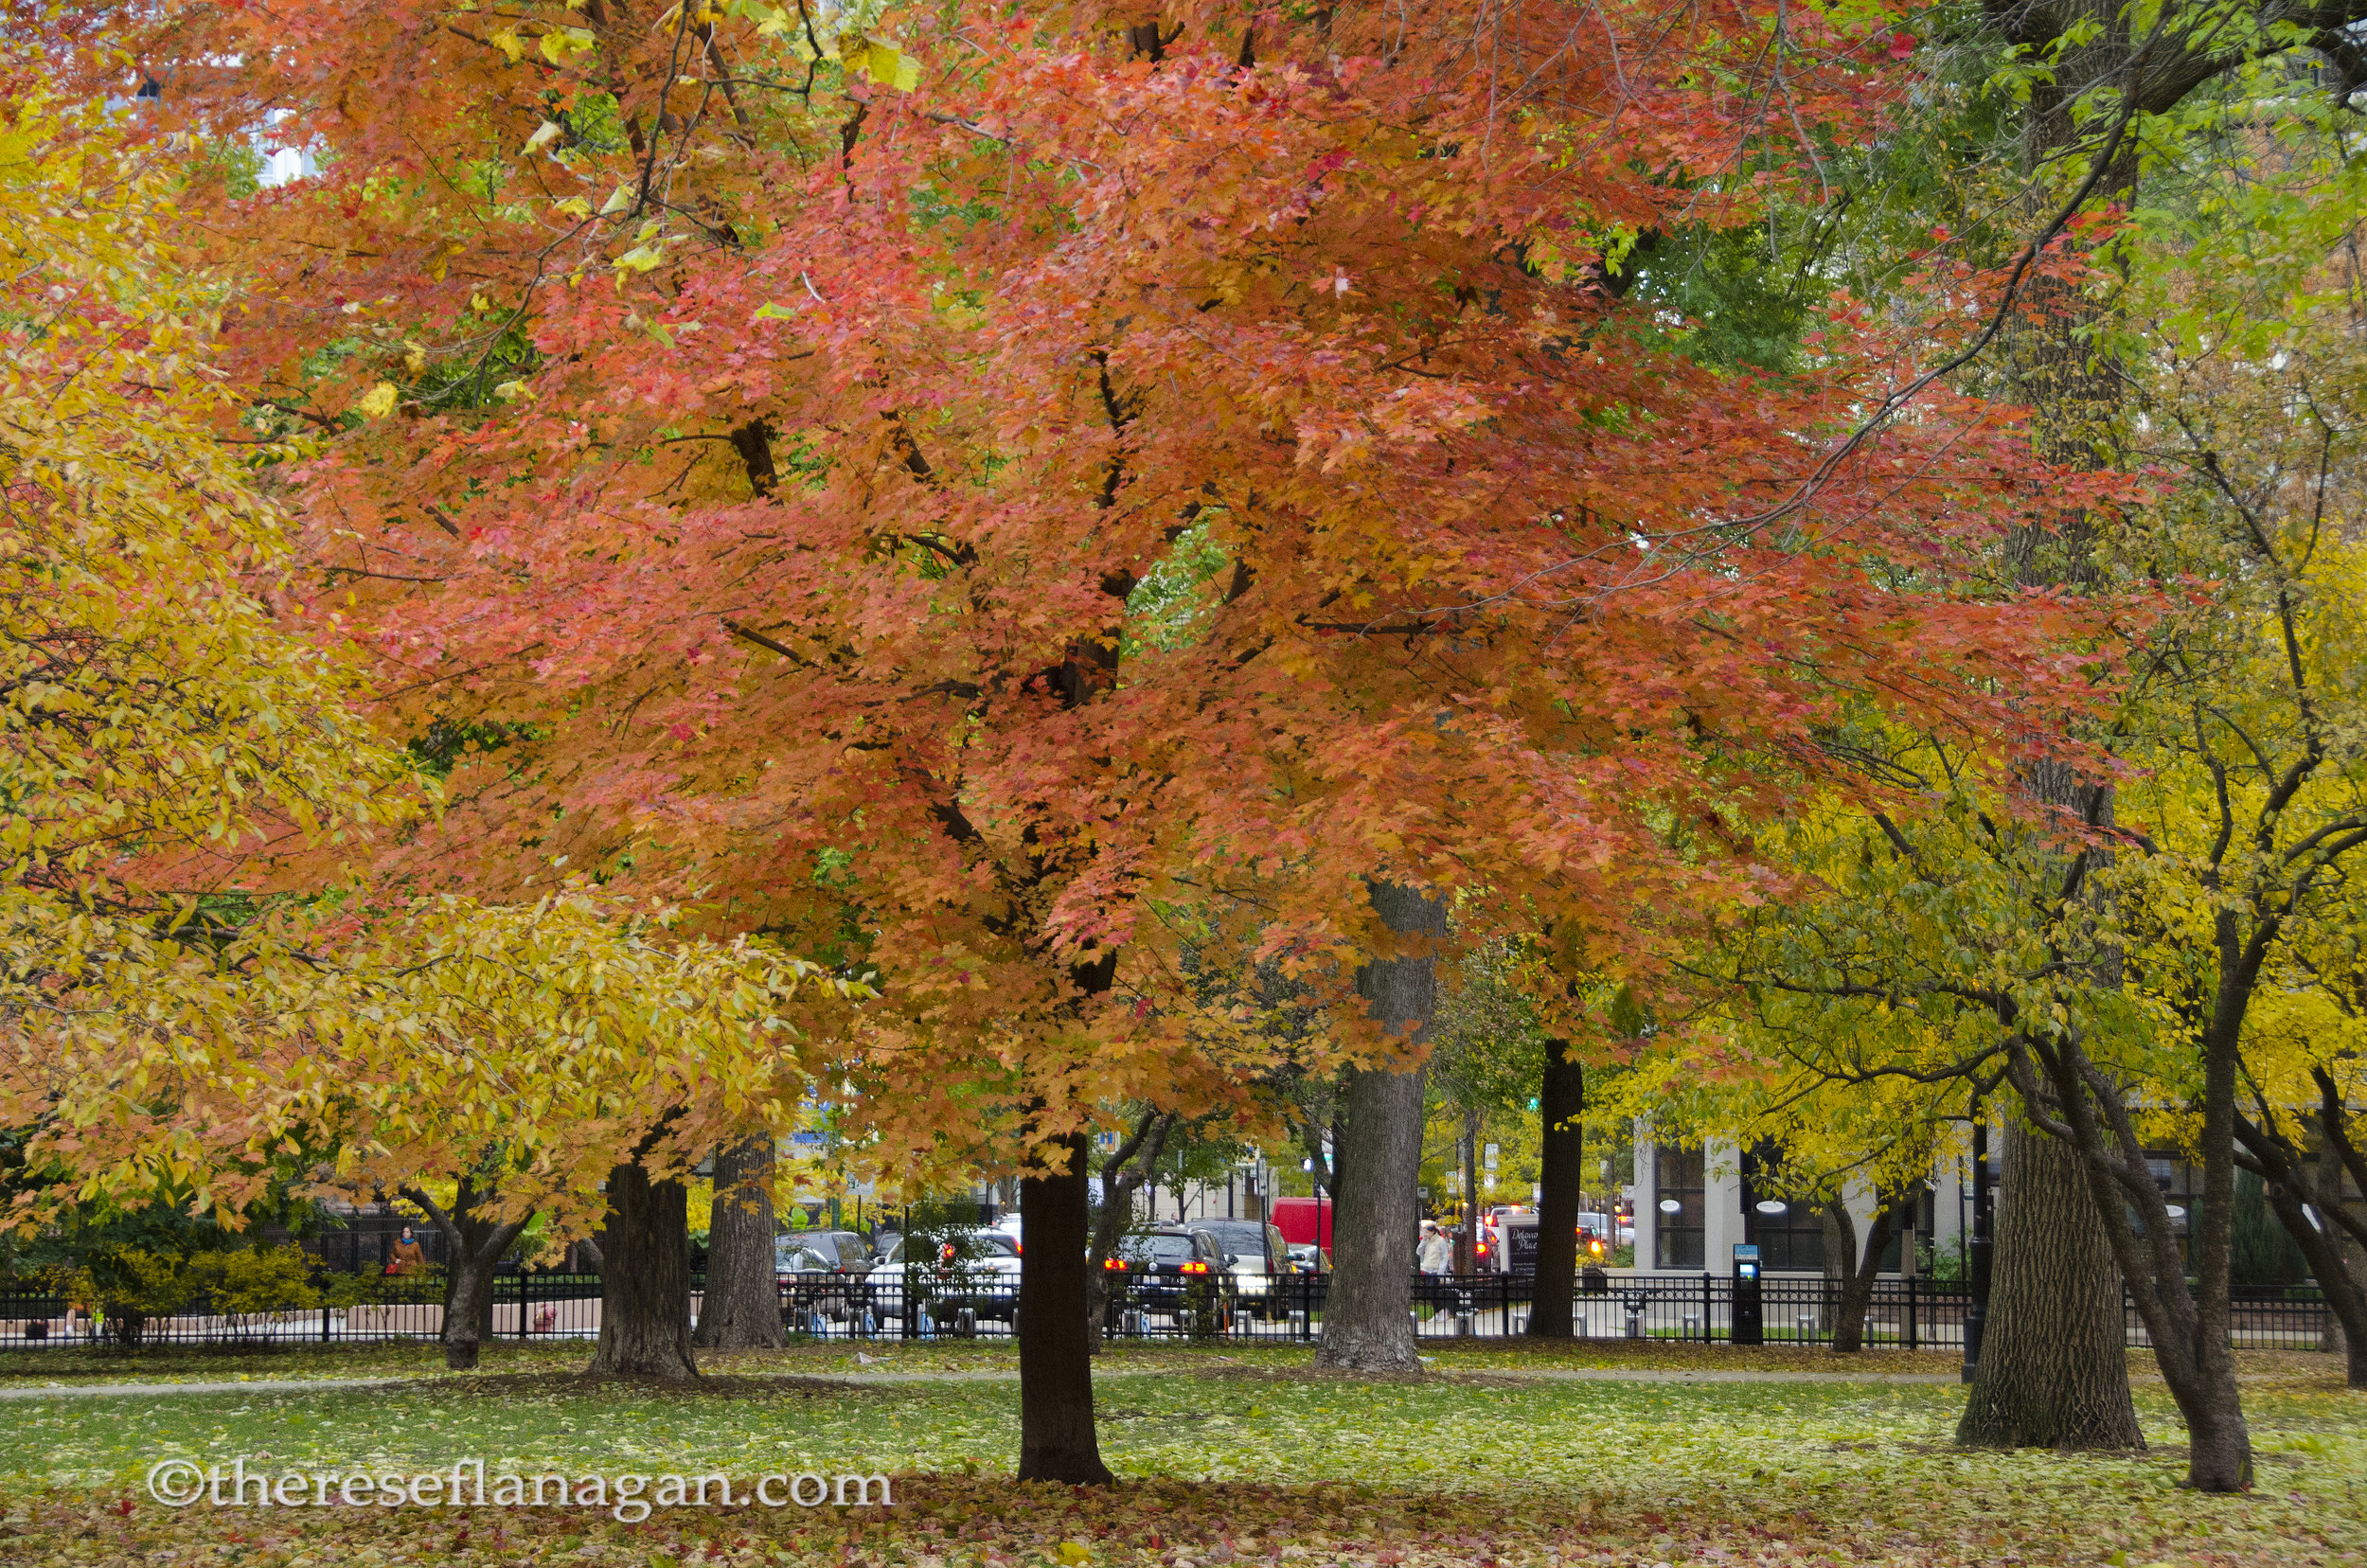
[0,1341,2356,1565]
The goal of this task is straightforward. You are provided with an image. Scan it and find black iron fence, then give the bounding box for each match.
[0,1270,2337,1352]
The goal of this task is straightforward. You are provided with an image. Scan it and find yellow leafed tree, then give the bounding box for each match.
[0,84,858,1371]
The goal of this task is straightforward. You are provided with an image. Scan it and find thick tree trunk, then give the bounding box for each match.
[587,1159,699,1379]
[1999,1010,2253,1489]
[1319,1060,1430,1368]
[1018,1131,1114,1483]
[1960,0,2155,1451]
[1006,445,1133,1475]
[1958,1124,2141,1448]
[1316,881,1448,1372]
[1828,1199,1896,1355]
[1525,1042,1583,1339]
[691,1137,785,1350]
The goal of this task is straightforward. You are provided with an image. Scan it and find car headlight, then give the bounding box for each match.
[1237,1272,1270,1294]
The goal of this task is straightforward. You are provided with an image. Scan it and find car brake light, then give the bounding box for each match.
[1103,1257,1128,1271]
[1181,1261,1208,1274]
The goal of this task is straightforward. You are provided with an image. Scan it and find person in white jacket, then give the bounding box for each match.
[1417,1221,1453,1275]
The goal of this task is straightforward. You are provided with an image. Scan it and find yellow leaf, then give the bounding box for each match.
[552,196,593,220]
[1057,1545,1093,1565]
[521,119,562,156]
[541,26,596,63]
[856,37,921,93]
[355,382,399,419]
[489,28,524,64]
[491,380,535,402]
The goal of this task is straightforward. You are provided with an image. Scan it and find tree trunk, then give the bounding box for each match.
[1316,881,1448,1372]
[1828,1198,1896,1355]
[1952,0,2154,1452]
[1018,1130,1114,1483]
[1085,1111,1172,1347]
[1958,1124,2141,1448]
[587,1159,698,1379]
[405,1179,531,1372]
[2126,1000,2251,1491]
[691,1136,785,1350]
[443,1253,499,1370]
[2240,1073,2367,1388]
[1525,1041,1583,1339]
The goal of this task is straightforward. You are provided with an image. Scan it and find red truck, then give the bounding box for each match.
[1269,1195,1332,1255]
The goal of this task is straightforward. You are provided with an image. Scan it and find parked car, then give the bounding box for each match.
[881,1229,1023,1325]
[1101,1227,1236,1326]
[775,1235,869,1324]
[1575,1213,1621,1258]
[1189,1218,1290,1316]
[1284,1242,1329,1274]
[779,1230,877,1273]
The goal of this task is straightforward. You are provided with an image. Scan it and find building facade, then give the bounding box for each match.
[1632,1125,1967,1277]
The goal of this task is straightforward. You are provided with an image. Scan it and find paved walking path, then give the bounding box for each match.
[0,1376,413,1399]
[1448,1366,1961,1385]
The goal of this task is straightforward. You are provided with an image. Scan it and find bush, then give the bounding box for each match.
[187,1245,321,1321]
[1924,1240,1966,1283]
[2231,1171,2307,1289]
[78,1248,197,1348]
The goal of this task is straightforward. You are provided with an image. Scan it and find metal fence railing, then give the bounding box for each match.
[0,1270,2338,1352]
[780,1271,2338,1351]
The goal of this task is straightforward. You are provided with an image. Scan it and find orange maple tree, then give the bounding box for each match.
[95,0,2097,1474]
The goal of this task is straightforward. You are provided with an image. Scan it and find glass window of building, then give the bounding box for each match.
[1739,1144,1826,1272]
[1655,1146,1704,1268]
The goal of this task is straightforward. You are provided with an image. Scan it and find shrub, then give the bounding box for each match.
[2231,1171,2307,1289]
[186,1245,321,1321]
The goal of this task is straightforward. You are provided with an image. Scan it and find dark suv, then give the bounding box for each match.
[1102,1227,1234,1325]
[1190,1218,1290,1318]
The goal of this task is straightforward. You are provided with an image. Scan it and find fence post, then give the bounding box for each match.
[1905,1275,1917,1351]
[322,1303,331,1344]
